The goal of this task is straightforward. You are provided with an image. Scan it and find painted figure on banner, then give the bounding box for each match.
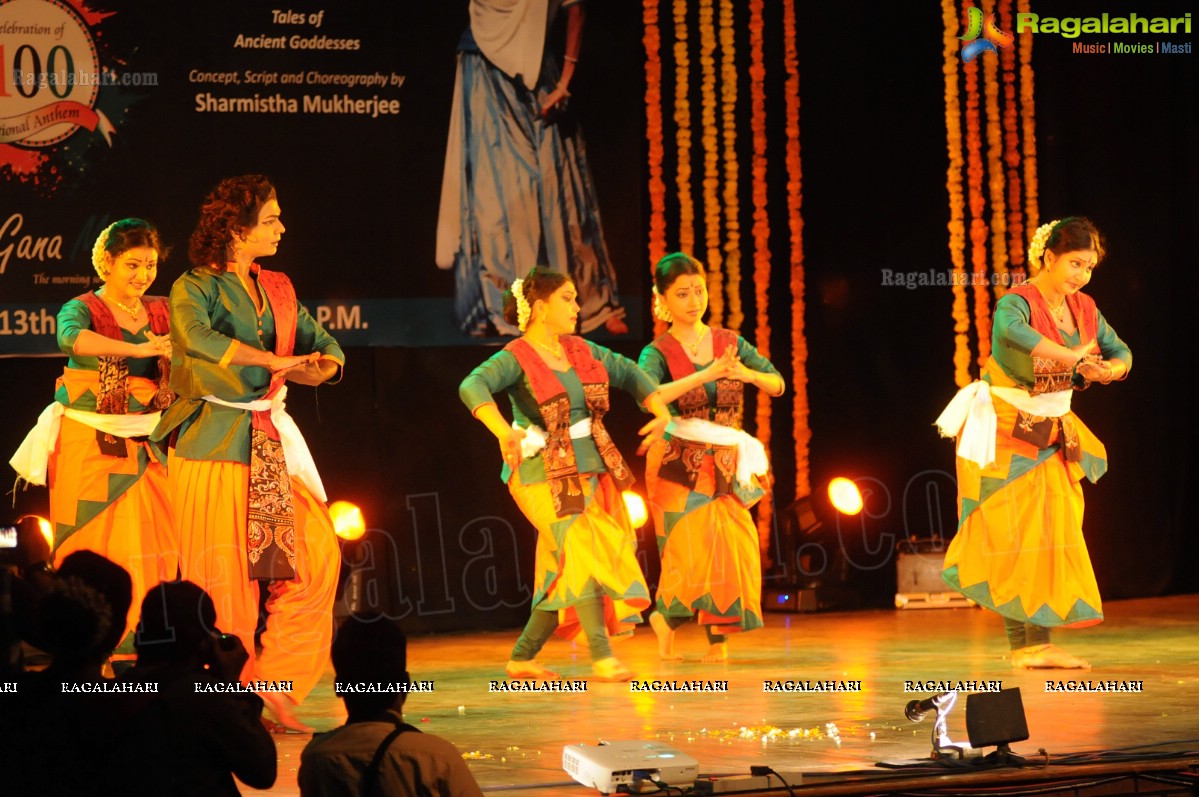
[639,253,785,663]
[10,218,178,662]
[936,217,1132,670]
[153,175,344,731]
[459,266,670,681]
[437,0,628,337]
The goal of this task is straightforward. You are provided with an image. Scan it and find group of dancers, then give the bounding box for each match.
[11,193,1131,743]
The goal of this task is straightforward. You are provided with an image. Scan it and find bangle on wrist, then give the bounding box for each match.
[564,55,578,63]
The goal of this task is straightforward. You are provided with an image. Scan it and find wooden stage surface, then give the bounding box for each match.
[262,594,1199,796]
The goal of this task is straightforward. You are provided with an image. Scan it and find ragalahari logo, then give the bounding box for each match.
[959,7,1015,62]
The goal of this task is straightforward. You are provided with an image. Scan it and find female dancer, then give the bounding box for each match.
[11,219,176,658]
[459,266,670,681]
[638,253,784,662]
[153,175,344,729]
[937,217,1131,669]
[437,0,628,335]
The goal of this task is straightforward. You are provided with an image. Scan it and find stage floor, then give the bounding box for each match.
[262,594,1199,795]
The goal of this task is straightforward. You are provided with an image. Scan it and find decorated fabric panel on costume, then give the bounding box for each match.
[509,470,650,632]
[247,427,298,580]
[75,292,174,413]
[650,329,745,425]
[943,362,1108,628]
[646,439,763,633]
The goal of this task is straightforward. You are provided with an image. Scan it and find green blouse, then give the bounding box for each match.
[637,334,780,416]
[991,293,1132,389]
[154,268,344,464]
[55,299,162,412]
[459,341,658,483]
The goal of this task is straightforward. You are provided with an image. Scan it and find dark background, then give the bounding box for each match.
[3,0,1195,632]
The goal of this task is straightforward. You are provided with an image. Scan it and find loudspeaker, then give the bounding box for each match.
[966,688,1029,748]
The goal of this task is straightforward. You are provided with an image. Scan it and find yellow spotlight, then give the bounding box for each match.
[30,515,54,550]
[827,477,863,516]
[329,501,366,541]
[622,491,648,529]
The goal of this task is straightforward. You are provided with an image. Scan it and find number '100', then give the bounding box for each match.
[0,44,77,100]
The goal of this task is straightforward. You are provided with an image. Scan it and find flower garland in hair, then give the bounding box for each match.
[719,0,742,332]
[982,0,1009,300]
[783,0,810,504]
[964,8,990,369]
[1025,219,1058,275]
[673,0,695,254]
[643,0,667,282]
[699,0,723,326]
[512,278,532,331]
[943,0,971,387]
[92,221,119,278]
[1017,0,1038,249]
[651,286,673,323]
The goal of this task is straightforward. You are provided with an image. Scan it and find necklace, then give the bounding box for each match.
[531,336,564,359]
[674,325,708,356]
[1049,299,1067,323]
[103,293,141,320]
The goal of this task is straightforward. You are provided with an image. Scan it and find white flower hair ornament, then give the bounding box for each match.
[652,286,673,323]
[92,221,120,278]
[1026,219,1060,275]
[512,278,532,332]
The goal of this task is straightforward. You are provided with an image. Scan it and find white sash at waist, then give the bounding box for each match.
[666,417,769,490]
[9,404,162,486]
[935,381,1073,468]
[203,386,327,502]
[515,418,593,460]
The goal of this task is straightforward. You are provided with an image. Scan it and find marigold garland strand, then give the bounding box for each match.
[1017,0,1039,247]
[698,0,724,326]
[719,0,743,333]
[782,0,810,502]
[998,0,1024,281]
[643,0,667,271]
[747,0,773,549]
[982,0,1008,301]
[943,0,971,387]
[673,0,695,254]
[963,3,990,372]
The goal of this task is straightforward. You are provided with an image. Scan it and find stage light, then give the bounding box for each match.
[827,477,863,515]
[0,515,53,568]
[622,491,648,529]
[966,688,1029,754]
[329,501,366,541]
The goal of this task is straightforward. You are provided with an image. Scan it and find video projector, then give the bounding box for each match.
[563,740,699,794]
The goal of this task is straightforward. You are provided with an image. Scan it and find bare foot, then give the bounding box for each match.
[506,660,560,680]
[1012,644,1090,670]
[260,691,314,733]
[701,641,728,663]
[592,656,634,682]
[604,316,630,335]
[649,612,683,661]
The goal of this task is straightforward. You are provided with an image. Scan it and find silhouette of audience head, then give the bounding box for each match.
[332,616,410,721]
[134,579,220,666]
[39,550,133,670]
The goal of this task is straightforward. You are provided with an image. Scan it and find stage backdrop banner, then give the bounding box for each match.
[0,0,645,355]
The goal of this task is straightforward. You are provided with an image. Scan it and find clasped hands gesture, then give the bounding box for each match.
[140,331,172,359]
[268,352,337,386]
[1071,342,1116,384]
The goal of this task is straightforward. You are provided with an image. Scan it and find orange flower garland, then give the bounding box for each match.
[643,0,667,272]
[963,4,990,371]
[698,0,723,326]
[719,0,743,333]
[982,0,1008,300]
[998,0,1024,281]
[1017,0,1038,248]
[782,0,810,502]
[943,0,971,387]
[747,0,772,547]
[673,0,695,254]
